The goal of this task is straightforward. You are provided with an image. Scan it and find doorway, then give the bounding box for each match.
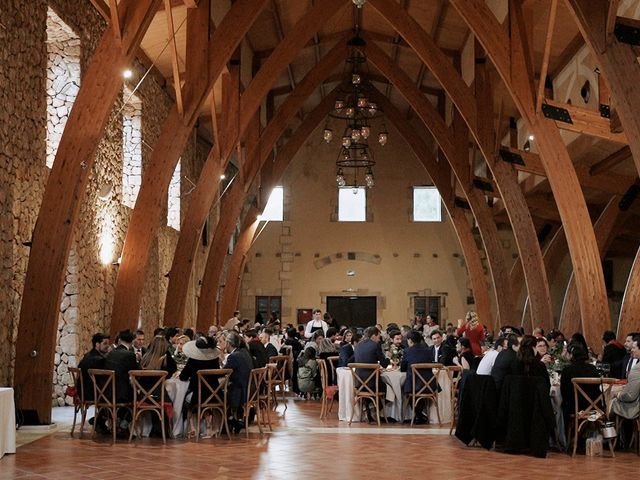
[326,296,377,328]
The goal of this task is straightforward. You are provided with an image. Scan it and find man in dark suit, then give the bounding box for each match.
[339,333,362,367]
[132,329,146,363]
[78,332,110,401]
[245,329,268,368]
[401,331,438,423]
[427,330,454,365]
[259,329,279,359]
[353,326,389,422]
[224,331,254,433]
[618,332,640,379]
[104,330,139,403]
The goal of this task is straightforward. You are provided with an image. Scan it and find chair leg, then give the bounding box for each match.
[572,418,579,457]
[160,409,166,445]
[410,397,415,428]
[435,398,441,426]
[112,407,117,444]
[128,410,136,443]
[71,405,78,437]
[374,398,381,427]
[196,407,201,442]
[79,405,88,438]
[349,399,357,426]
[91,407,98,438]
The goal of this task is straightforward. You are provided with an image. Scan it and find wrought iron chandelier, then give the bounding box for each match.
[322,37,388,189]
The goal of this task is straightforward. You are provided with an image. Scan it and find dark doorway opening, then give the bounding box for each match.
[326,296,377,328]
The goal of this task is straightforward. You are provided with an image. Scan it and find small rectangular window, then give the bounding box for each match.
[413,186,442,222]
[259,186,284,221]
[338,187,366,222]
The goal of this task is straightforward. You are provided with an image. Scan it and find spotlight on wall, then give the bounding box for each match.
[220,174,226,180]
[123,69,133,79]
[528,135,534,141]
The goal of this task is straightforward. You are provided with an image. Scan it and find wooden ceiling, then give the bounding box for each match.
[96,0,639,255]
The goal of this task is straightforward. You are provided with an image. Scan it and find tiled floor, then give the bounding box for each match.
[2,397,639,479]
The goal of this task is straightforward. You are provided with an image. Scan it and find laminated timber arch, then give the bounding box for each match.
[559,195,624,336]
[449,0,609,346]
[368,0,553,331]
[564,1,640,337]
[214,83,493,330]
[109,0,270,335]
[365,41,510,330]
[14,0,160,425]
[161,0,350,328]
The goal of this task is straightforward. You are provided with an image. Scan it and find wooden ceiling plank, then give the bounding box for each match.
[210,88,221,159]
[549,33,584,78]
[536,0,558,113]
[164,0,184,115]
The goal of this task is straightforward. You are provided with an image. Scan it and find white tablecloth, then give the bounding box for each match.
[338,368,452,424]
[0,388,16,458]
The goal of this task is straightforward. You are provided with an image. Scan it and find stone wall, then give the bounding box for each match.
[0,0,208,408]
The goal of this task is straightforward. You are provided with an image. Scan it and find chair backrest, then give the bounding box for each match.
[572,377,617,417]
[327,356,340,385]
[348,363,380,397]
[88,369,116,407]
[269,355,289,384]
[197,368,233,407]
[129,370,167,409]
[247,367,269,405]
[318,359,328,389]
[280,345,294,377]
[69,367,84,403]
[411,363,443,396]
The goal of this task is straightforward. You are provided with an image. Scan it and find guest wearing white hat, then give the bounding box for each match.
[179,336,222,404]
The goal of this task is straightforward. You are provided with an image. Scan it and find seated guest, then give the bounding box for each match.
[281,327,304,394]
[354,326,389,391]
[601,330,626,368]
[207,325,219,339]
[619,332,640,379]
[224,332,253,433]
[535,337,553,367]
[259,328,279,359]
[297,348,320,399]
[78,333,110,400]
[133,329,146,362]
[179,336,221,404]
[339,332,362,367]
[476,337,503,375]
[385,329,404,366]
[245,329,268,368]
[318,327,339,356]
[569,332,590,358]
[183,328,195,341]
[172,335,190,373]
[305,330,325,353]
[560,343,599,422]
[400,325,412,349]
[491,334,520,392]
[401,331,438,423]
[104,330,139,403]
[514,335,550,392]
[611,335,640,420]
[340,329,354,347]
[427,330,453,366]
[533,327,545,339]
[453,337,474,370]
[140,335,177,377]
[164,327,180,355]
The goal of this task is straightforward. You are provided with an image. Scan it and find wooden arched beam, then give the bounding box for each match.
[565,2,640,339]
[218,207,259,323]
[109,0,269,335]
[163,1,349,327]
[13,0,160,425]
[560,196,624,337]
[368,0,553,332]
[365,41,511,329]
[450,0,609,346]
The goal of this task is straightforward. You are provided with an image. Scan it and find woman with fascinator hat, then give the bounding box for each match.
[456,311,485,357]
[179,336,222,404]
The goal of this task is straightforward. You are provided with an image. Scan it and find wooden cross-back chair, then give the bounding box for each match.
[244,367,269,438]
[128,370,168,444]
[570,377,618,457]
[326,356,340,385]
[192,368,233,440]
[348,363,386,426]
[409,363,443,427]
[318,359,337,419]
[88,368,132,443]
[446,365,463,434]
[267,355,289,411]
[68,367,92,437]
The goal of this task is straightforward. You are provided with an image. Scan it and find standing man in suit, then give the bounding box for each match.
[611,335,640,420]
[104,330,139,403]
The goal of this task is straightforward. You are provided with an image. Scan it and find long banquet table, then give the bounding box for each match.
[0,387,16,459]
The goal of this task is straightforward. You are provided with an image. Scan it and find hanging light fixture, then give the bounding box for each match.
[352,0,366,7]
[323,35,388,189]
